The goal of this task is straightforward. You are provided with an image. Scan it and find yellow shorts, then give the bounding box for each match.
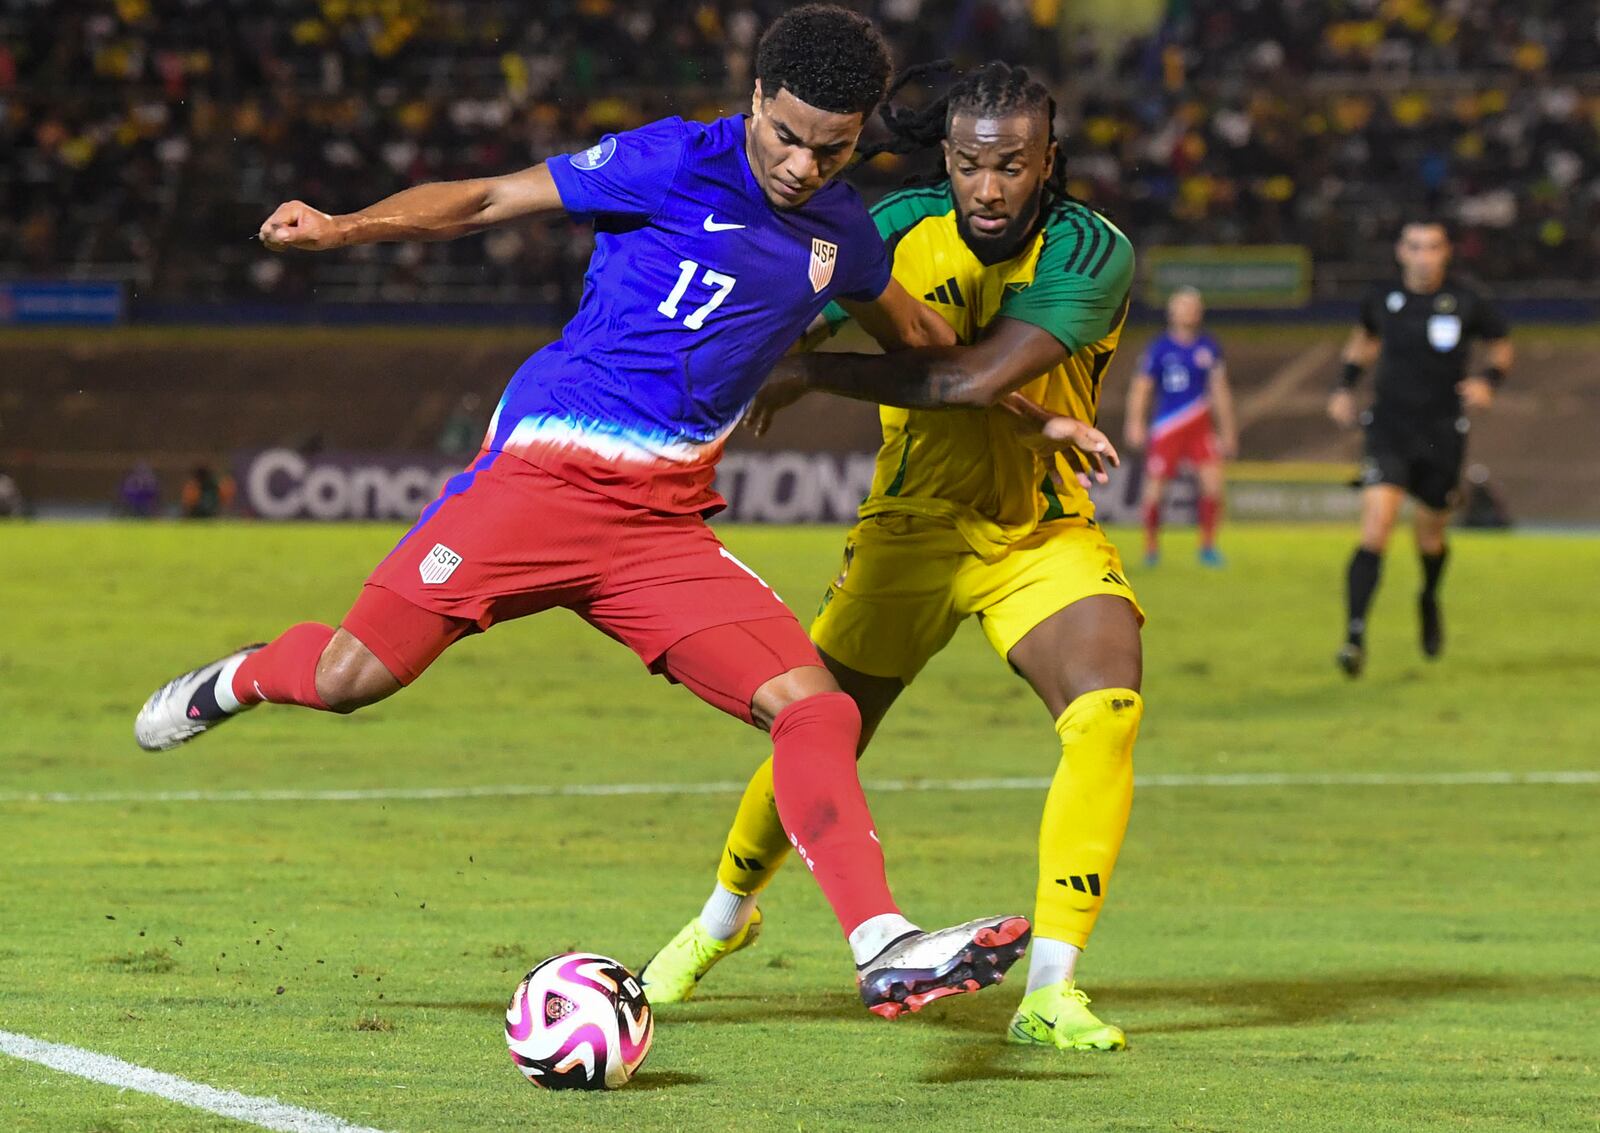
[810,513,1144,683]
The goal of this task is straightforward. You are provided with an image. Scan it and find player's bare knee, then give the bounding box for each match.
[1414,514,1448,555]
[751,666,850,731]
[1359,515,1396,553]
[315,631,401,713]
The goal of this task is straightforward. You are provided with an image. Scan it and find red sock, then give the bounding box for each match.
[1143,501,1161,554]
[1198,495,1222,549]
[232,623,334,710]
[769,691,898,935]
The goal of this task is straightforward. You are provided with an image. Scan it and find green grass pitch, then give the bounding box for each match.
[1,521,1596,1132]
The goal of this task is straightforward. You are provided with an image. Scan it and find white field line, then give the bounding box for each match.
[0,1029,390,1133]
[0,770,1595,805]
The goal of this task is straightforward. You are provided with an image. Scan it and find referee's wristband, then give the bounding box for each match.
[1479,365,1507,388]
[1338,361,1364,390]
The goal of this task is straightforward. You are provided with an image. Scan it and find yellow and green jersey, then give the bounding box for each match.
[828,184,1134,560]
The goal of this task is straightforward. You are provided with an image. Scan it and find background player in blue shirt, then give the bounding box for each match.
[134,5,1035,1019]
[1124,287,1238,567]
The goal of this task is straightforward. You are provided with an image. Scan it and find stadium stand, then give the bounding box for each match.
[4,1,1597,303]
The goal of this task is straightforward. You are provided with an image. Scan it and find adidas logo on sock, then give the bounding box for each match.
[1055,873,1102,896]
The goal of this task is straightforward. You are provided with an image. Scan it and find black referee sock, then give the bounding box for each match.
[1346,548,1383,645]
[1420,547,1449,600]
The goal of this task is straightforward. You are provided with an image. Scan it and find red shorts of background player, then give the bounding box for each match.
[343,450,820,723]
[1145,415,1220,479]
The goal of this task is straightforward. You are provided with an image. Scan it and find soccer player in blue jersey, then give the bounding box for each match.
[1124,287,1238,566]
[134,5,1036,1018]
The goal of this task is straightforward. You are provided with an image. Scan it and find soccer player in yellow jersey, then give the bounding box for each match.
[643,62,1141,1050]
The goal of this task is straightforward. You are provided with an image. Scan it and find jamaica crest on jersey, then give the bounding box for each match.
[808,238,838,293]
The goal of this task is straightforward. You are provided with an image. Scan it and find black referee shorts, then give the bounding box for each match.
[1360,414,1466,511]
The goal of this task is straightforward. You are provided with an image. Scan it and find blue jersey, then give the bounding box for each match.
[486,114,891,513]
[1138,332,1223,438]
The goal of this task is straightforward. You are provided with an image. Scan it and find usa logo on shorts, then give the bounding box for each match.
[808,238,838,293]
[419,543,463,585]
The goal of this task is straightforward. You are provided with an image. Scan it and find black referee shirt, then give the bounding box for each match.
[1359,277,1509,422]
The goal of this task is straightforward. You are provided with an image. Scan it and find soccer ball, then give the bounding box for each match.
[504,952,653,1090]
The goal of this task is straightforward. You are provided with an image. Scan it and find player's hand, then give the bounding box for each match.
[1220,432,1240,459]
[258,200,347,252]
[1123,422,1147,452]
[743,366,811,437]
[1327,389,1358,428]
[1040,417,1120,487]
[1457,376,1494,411]
[1003,397,1119,486]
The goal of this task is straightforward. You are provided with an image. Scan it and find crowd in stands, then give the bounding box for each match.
[1070,0,1600,285]
[3,0,1597,307]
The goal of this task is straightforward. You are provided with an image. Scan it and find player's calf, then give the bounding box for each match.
[311,629,404,712]
[1418,546,1448,659]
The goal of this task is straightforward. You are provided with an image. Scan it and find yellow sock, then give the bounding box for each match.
[1035,688,1142,948]
[714,756,793,897]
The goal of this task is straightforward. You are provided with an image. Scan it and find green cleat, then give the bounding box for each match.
[639,908,762,1004]
[1006,980,1126,1051]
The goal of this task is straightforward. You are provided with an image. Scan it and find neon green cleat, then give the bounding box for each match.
[638,908,763,1004]
[1006,980,1126,1051]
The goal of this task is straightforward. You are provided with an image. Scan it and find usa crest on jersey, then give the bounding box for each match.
[809,238,838,293]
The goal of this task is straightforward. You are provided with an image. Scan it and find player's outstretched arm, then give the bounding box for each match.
[747,282,956,433]
[258,165,565,252]
[840,280,959,352]
[770,315,1069,411]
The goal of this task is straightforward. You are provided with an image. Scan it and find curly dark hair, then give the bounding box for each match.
[861,59,1068,196]
[754,4,893,117]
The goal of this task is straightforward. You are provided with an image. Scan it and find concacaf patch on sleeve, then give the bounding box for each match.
[571,136,618,171]
[808,238,838,293]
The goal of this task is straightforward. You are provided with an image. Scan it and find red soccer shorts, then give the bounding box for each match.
[1146,416,1220,479]
[348,451,821,721]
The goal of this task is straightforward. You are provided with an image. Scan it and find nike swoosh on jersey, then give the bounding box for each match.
[702,214,746,232]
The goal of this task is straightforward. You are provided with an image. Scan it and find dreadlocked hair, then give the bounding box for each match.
[859,59,1072,199]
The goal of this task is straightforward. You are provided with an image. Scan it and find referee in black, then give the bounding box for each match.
[1328,220,1513,677]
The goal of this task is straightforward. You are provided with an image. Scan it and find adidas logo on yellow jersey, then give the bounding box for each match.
[921,277,967,308]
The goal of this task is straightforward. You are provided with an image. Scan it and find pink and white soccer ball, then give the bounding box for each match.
[504,952,653,1090]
